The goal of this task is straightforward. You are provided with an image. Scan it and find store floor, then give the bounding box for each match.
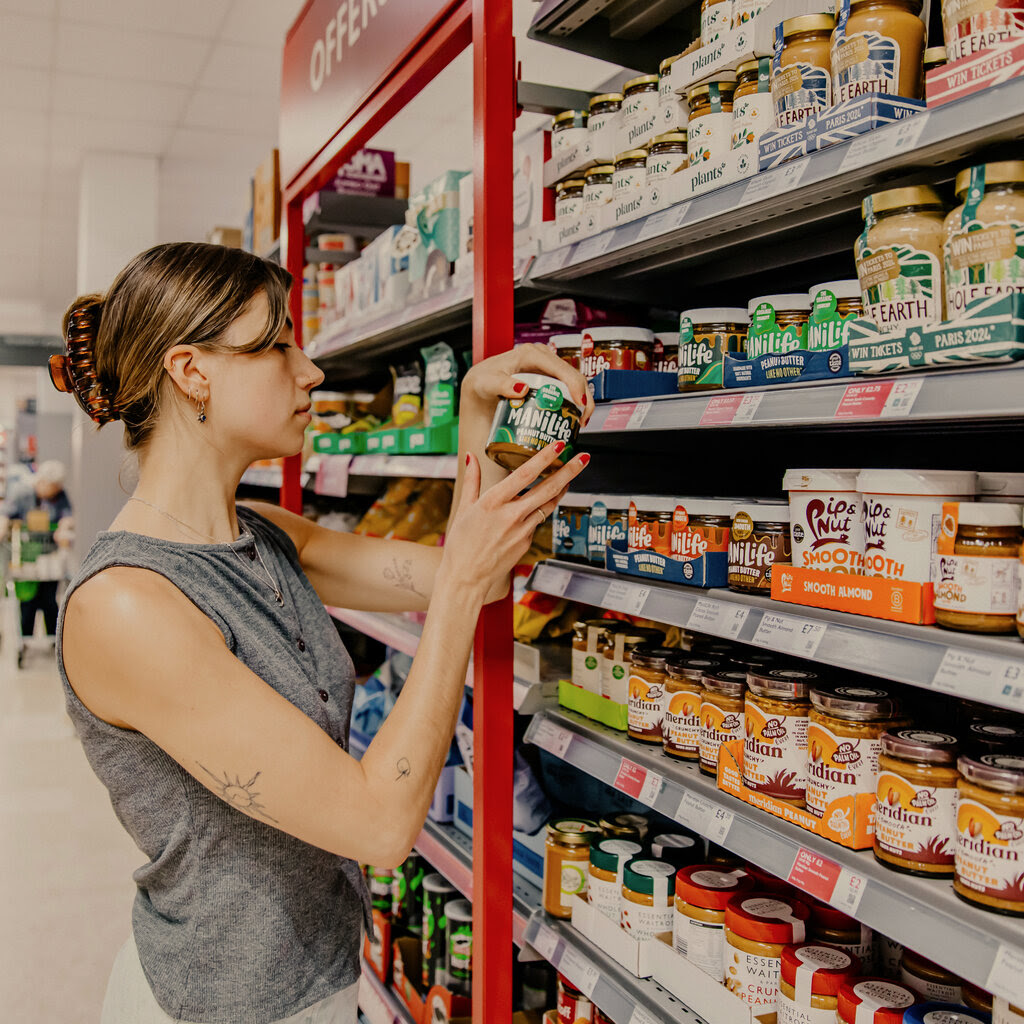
[0,645,139,1022]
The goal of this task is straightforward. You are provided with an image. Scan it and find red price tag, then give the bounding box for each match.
[787,848,842,902]
[699,394,745,426]
[834,381,894,418]
[613,757,648,799]
[603,402,638,430]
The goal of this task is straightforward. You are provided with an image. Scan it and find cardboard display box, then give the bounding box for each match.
[723,345,851,388]
[558,678,629,732]
[926,36,1024,107]
[569,894,658,977]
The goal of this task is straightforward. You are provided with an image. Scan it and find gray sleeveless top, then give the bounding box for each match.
[56,505,372,1024]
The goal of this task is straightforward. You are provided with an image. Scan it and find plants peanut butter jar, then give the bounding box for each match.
[485,373,581,472]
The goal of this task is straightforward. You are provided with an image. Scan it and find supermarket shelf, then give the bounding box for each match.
[527,560,1024,715]
[358,963,417,1024]
[303,192,409,236]
[416,818,541,948]
[306,246,359,265]
[524,705,1024,1006]
[521,911,705,1024]
[310,454,457,499]
[527,78,1024,300]
[306,256,541,372]
[585,363,1024,433]
[326,606,561,712]
[239,466,311,489]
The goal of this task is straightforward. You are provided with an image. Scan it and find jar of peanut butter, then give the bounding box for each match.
[646,132,688,183]
[943,0,1024,60]
[746,294,811,359]
[583,165,614,212]
[658,55,686,132]
[543,818,600,918]
[744,669,818,806]
[663,655,721,760]
[700,669,748,775]
[628,645,672,744]
[875,730,960,877]
[601,626,666,712]
[856,186,947,333]
[934,502,1023,634]
[581,325,656,379]
[944,161,1024,319]
[622,75,661,148]
[807,281,865,351]
[620,858,676,940]
[963,981,994,1015]
[838,978,919,1024]
[555,179,586,224]
[688,80,737,165]
[732,58,773,150]
[674,866,753,978]
[702,0,735,44]
[629,496,674,556]
[557,974,594,1024]
[810,903,876,971]
[728,505,792,593]
[486,373,582,471]
[806,685,908,821]
[954,754,1024,916]
[924,45,948,80]
[900,949,964,1002]
[677,307,749,391]
[552,109,589,153]
[831,0,926,104]
[778,944,860,1024]
[601,812,650,843]
[572,619,617,695]
[588,837,643,922]
[588,92,623,135]
[724,895,812,1013]
[773,15,836,128]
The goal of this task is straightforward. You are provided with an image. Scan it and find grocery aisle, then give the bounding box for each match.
[0,649,139,1023]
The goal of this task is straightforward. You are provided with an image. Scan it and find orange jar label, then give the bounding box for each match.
[875,769,957,868]
[806,721,882,820]
[663,685,702,758]
[628,673,667,742]
[701,698,745,771]
[955,797,1024,906]
[744,697,808,802]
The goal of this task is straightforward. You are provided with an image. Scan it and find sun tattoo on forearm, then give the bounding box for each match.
[198,763,279,824]
[383,557,427,598]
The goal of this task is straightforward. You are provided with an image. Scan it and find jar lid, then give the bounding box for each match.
[650,833,701,864]
[810,685,901,720]
[978,472,1024,500]
[965,721,1024,750]
[733,504,792,526]
[923,46,948,64]
[784,468,862,492]
[624,74,661,91]
[838,979,918,1024]
[954,502,1023,527]
[660,53,683,73]
[881,729,959,765]
[423,871,459,893]
[782,13,836,34]
[590,92,623,108]
[809,280,862,301]
[856,469,977,497]
[601,812,650,839]
[676,865,753,909]
[748,667,819,698]
[863,186,944,217]
[958,753,1024,793]
[630,643,675,669]
[904,1004,991,1024]
[589,838,643,873]
[615,149,651,164]
[702,669,749,696]
[727,650,776,669]
[681,307,751,323]
[667,654,723,680]
[557,179,587,192]
[553,109,587,125]
[811,901,859,934]
[725,894,810,943]
[622,857,676,895]
[583,326,656,343]
[587,164,615,176]
[748,293,813,315]
[781,944,858,996]
[445,898,473,922]
[547,817,601,846]
[737,57,766,76]
[687,80,737,102]
[509,372,578,408]
[558,491,597,509]
[651,131,688,146]
[954,161,1024,198]
[550,332,583,348]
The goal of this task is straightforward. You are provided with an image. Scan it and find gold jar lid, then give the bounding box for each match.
[553,109,587,126]
[688,81,737,103]
[737,58,764,76]
[864,185,944,217]
[624,74,660,92]
[546,817,600,845]
[782,13,836,35]
[590,92,623,109]
[954,160,1024,198]
[556,179,587,192]
[651,131,687,146]
[923,45,947,65]
[587,164,615,176]
[660,53,683,74]
[615,148,650,164]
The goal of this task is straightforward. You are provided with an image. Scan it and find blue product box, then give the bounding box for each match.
[813,95,926,150]
[553,501,590,561]
[591,369,678,401]
[758,124,811,170]
[587,500,629,566]
[723,345,853,387]
[604,547,729,588]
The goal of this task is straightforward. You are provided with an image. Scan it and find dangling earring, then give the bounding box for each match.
[190,390,207,424]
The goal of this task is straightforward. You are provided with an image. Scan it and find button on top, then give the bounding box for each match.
[247,547,256,561]
[318,689,329,702]
[297,637,306,652]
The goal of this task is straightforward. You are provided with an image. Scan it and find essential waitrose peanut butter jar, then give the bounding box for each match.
[837,978,919,1024]
[899,949,964,1002]
[674,866,753,978]
[620,858,676,940]
[778,943,860,1024]
[810,903,875,970]
[588,837,643,922]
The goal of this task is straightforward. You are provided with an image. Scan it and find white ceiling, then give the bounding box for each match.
[0,0,618,338]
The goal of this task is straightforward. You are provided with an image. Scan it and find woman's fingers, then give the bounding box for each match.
[486,440,571,504]
[514,343,590,413]
[512,452,590,519]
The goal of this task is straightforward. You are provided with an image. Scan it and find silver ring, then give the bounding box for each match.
[535,508,547,527]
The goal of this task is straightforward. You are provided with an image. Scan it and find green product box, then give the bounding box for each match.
[408,170,471,282]
[557,679,627,732]
[364,431,384,453]
[402,420,459,455]
[312,432,367,455]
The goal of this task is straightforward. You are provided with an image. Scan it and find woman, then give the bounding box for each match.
[52,242,591,1024]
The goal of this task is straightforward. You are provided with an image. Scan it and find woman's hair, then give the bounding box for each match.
[59,242,292,450]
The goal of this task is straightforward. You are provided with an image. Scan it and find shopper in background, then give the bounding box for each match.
[0,459,73,638]
[50,242,592,1024]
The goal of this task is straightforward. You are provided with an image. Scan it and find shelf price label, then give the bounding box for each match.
[534,565,570,598]
[839,112,930,174]
[932,648,1024,709]
[699,392,763,426]
[560,947,600,998]
[532,718,574,759]
[987,943,1024,1006]
[834,379,923,419]
[637,201,691,242]
[574,232,615,264]
[786,848,865,913]
[602,581,650,616]
[742,160,807,204]
[614,758,664,806]
[602,401,652,431]
[531,922,560,963]
[630,1007,663,1024]
[752,612,827,658]
[688,598,751,640]
[315,455,353,497]
[674,790,734,843]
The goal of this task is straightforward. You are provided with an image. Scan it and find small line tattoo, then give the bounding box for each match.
[395,757,411,781]
[383,557,427,598]
[198,763,279,824]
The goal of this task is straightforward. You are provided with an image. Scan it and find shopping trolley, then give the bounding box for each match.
[1,528,67,670]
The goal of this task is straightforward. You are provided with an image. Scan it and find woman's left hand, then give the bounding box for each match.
[461,342,595,427]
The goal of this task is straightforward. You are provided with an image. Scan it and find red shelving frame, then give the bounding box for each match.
[278,2,515,1020]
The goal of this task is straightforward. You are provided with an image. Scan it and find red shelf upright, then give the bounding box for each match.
[278,3,515,1021]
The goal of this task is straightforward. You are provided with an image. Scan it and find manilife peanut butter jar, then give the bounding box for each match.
[486,373,581,473]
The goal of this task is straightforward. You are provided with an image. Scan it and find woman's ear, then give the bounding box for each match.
[163,345,209,401]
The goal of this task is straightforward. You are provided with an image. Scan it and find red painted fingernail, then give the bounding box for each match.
[578,453,591,467]
[465,453,471,466]
[553,441,566,454]
[512,382,528,394]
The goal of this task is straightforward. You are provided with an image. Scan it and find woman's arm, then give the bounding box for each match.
[63,442,587,867]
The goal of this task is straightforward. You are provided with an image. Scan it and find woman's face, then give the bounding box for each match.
[204,290,325,462]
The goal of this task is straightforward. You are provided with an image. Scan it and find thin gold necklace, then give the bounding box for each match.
[126,496,284,605]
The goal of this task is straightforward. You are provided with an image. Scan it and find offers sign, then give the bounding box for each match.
[280,0,453,186]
